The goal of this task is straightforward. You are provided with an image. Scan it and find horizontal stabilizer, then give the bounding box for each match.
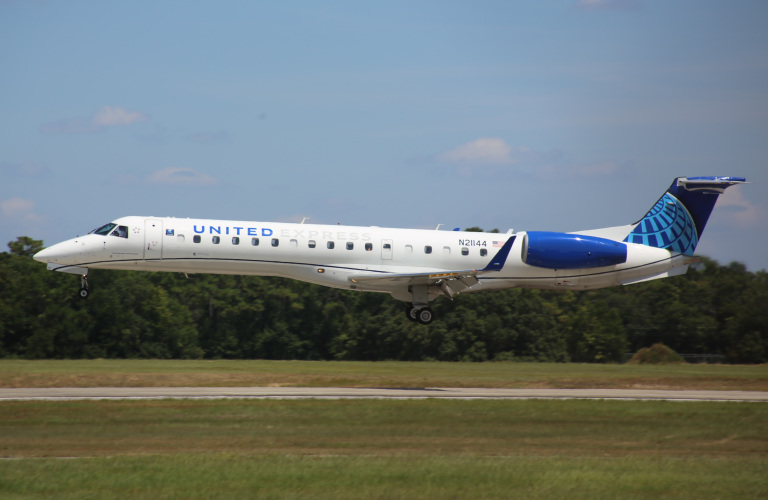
[620,262,690,286]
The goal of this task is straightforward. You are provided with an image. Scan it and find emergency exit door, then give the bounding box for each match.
[381,239,393,260]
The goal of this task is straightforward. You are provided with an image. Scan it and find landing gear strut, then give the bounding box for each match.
[405,303,434,325]
[79,274,89,299]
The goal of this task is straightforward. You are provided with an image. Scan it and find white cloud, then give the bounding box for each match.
[437,138,561,168]
[1,197,35,216]
[92,106,147,126]
[42,105,148,134]
[715,185,763,227]
[438,138,517,165]
[1,197,43,221]
[435,139,631,182]
[145,167,218,187]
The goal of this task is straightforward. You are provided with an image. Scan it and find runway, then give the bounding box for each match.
[1,387,767,402]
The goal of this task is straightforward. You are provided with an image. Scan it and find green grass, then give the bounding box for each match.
[1,359,767,390]
[1,455,765,500]
[3,399,768,457]
[1,361,766,498]
[0,399,766,498]
[2,399,765,458]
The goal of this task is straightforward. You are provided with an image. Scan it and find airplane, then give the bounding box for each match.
[34,176,746,325]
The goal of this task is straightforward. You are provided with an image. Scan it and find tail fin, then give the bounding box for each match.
[624,176,746,255]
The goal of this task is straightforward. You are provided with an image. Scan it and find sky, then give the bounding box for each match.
[2,0,767,271]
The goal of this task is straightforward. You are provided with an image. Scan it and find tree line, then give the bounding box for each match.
[1,236,766,363]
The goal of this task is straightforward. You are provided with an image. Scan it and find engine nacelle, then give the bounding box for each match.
[522,231,627,269]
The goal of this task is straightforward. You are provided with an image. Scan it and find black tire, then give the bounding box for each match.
[79,288,89,299]
[416,307,434,325]
[405,305,418,322]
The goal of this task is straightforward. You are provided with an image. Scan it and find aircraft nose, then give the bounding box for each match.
[33,240,77,264]
[33,247,54,263]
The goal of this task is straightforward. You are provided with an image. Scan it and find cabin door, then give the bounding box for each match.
[144,219,163,260]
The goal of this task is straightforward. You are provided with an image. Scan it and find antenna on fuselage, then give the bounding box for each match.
[435,224,444,230]
[300,217,310,224]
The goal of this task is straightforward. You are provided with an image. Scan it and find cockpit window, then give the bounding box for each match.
[110,226,128,238]
[90,223,117,235]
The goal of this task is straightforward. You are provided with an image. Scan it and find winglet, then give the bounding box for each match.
[482,236,516,272]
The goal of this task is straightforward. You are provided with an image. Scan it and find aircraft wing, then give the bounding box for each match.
[348,269,483,296]
[347,235,516,298]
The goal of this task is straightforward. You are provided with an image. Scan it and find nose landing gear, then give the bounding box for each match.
[79,274,89,299]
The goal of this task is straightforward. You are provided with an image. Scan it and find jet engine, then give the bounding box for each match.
[522,231,627,269]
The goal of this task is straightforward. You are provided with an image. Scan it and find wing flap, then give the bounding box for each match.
[348,268,484,294]
[347,236,516,296]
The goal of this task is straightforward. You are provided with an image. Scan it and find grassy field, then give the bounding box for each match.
[1,454,765,499]
[1,359,767,390]
[1,360,766,498]
[0,398,766,499]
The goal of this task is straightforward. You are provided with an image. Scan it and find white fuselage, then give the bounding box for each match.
[36,216,687,303]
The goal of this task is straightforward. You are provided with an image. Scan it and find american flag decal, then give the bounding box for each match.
[493,240,504,247]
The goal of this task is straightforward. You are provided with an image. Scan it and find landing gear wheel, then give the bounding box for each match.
[405,304,419,322]
[78,274,89,299]
[416,307,434,325]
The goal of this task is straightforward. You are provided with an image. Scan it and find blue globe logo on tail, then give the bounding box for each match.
[624,192,698,255]
[623,177,746,256]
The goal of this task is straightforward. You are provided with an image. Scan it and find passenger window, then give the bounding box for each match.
[212,236,220,244]
[365,243,373,251]
[480,248,488,257]
[461,247,469,256]
[383,243,392,249]
[193,235,201,243]
[232,237,240,245]
[272,238,279,247]
[327,241,335,249]
[251,237,259,246]
[346,242,354,250]
[309,240,316,248]
[424,246,432,254]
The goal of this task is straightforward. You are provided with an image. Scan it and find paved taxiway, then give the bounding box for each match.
[1,387,767,402]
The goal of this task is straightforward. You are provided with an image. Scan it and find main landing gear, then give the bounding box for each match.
[78,274,89,299]
[405,303,434,325]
